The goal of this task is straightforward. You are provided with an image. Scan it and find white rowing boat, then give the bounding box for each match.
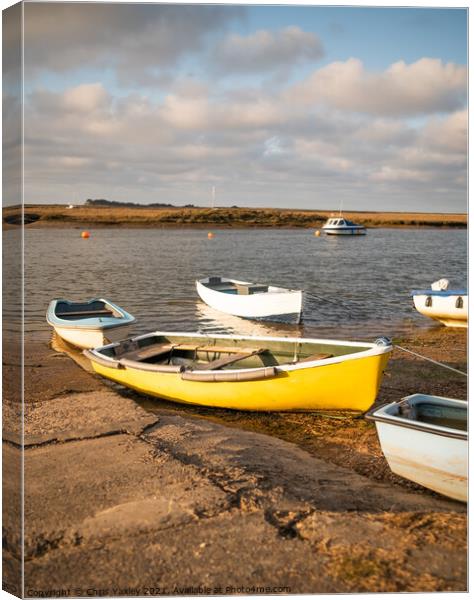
[412,279,467,328]
[367,394,467,502]
[46,298,136,349]
[196,277,303,323]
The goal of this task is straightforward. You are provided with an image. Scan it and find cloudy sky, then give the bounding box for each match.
[14,3,469,211]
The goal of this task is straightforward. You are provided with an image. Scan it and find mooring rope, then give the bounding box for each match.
[304,290,467,377]
[393,344,467,377]
[305,290,350,308]
[304,290,362,316]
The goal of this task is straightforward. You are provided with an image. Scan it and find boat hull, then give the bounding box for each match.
[53,323,132,350]
[322,228,366,236]
[368,395,467,502]
[374,422,466,501]
[196,279,303,323]
[87,344,390,412]
[412,292,467,328]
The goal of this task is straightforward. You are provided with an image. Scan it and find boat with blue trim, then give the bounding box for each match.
[412,279,467,328]
[322,215,366,235]
[196,277,303,323]
[367,394,467,502]
[46,298,136,349]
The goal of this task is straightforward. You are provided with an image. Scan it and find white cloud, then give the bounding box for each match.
[14,1,467,210]
[368,111,467,186]
[161,94,210,130]
[56,156,91,168]
[215,26,324,73]
[62,83,110,113]
[290,57,466,116]
[23,69,467,209]
[420,109,467,153]
[23,4,244,83]
[263,136,287,157]
[218,95,284,129]
[369,166,431,183]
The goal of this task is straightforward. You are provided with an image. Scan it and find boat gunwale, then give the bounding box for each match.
[196,278,302,295]
[411,290,467,297]
[366,395,468,441]
[51,321,134,332]
[46,298,136,330]
[86,330,392,374]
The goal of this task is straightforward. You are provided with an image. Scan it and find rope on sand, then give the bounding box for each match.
[394,344,467,377]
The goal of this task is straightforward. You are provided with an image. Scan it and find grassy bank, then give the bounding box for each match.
[3,204,467,229]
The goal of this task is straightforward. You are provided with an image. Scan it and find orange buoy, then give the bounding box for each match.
[207,232,214,239]
[81,231,90,239]
[314,230,321,237]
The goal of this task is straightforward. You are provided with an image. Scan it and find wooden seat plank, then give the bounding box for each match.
[123,343,268,365]
[298,352,334,363]
[123,343,175,362]
[56,309,114,318]
[176,344,260,354]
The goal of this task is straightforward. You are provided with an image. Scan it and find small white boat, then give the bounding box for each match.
[367,394,467,502]
[412,279,467,328]
[196,277,303,323]
[46,298,136,349]
[322,215,366,235]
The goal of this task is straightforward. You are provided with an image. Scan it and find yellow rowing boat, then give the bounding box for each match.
[84,332,392,412]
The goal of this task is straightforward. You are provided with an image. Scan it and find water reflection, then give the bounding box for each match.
[50,331,95,372]
[194,301,302,337]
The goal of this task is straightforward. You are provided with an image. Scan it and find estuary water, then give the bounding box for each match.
[23,227,467,342]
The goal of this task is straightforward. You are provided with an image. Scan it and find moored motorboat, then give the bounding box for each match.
[412,279,467,328]
[83,332,392,412]
[196,277,303,323]
[46,298,136,349]
[367,394,467,502]
[322,216,366,235]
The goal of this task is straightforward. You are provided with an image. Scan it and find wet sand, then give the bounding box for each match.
[3,326,467,594]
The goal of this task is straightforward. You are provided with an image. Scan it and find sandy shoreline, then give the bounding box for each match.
[3,326,467,594]
[3,205,467,230]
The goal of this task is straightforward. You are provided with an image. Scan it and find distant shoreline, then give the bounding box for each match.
[3,204,467,230]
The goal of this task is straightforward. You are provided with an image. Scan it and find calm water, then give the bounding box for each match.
[22,227,467,342]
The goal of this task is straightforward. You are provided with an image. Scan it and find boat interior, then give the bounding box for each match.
[55,300,122,321]
[397,400,467,431]
[203,277,271,295]
[100,333,369,371]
